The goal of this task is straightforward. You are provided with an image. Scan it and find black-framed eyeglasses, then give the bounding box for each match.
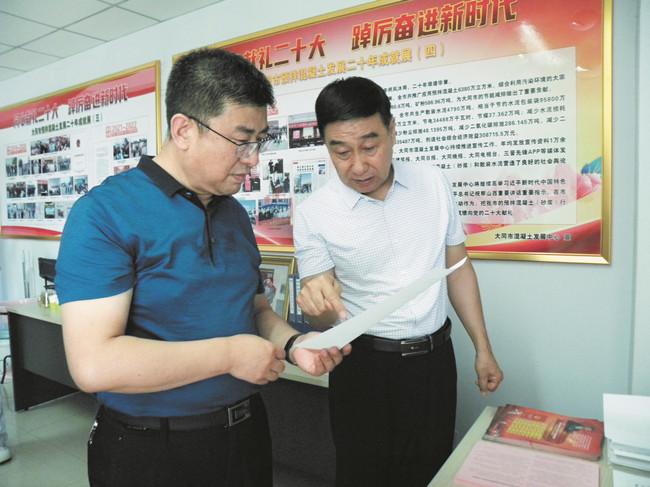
[187,115,272,158]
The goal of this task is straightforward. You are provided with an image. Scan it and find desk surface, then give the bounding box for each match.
[6,301,62,325]
[428,406,613,487]
[6,301,328,387]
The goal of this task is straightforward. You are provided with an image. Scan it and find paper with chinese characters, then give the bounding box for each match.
[454,440,599,487]
[1,63,160,237]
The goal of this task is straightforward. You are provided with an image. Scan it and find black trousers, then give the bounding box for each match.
[329,337,457,487]
[87,394,272,487]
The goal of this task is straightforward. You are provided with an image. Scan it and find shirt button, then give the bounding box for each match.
[211,238,216,243]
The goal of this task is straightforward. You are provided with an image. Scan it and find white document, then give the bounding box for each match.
[613,468,650,487]
[608,439,650,472]
[603,394,650,450]
[296,257,467,350]
[455,440,599,487]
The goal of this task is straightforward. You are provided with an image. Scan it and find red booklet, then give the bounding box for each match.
[483,404,604,460]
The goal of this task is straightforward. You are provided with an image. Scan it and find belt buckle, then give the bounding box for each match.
[227,398,251,428]
[400,336,431,358]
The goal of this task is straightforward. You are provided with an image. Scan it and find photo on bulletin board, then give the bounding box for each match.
[180,0,611,263]
[260,254,295,321]
[0,61,161,239]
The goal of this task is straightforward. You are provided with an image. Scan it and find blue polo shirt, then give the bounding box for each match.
[56,156,264,416]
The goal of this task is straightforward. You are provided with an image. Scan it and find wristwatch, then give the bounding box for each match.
[284,333,302,365]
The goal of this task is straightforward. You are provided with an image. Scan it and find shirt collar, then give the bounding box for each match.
[335,162,410,209]
[137,155,185,197]
[137,155,226,209]
[392,162,411,190]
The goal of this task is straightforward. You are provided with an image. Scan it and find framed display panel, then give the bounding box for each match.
[187,0,611,263]
[260,254,296,321]
[0,61,162,238]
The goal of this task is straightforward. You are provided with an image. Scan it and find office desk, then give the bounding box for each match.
[428,406,613,487]
[7,303,77,411]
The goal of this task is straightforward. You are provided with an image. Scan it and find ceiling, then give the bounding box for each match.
[0,0,226,82]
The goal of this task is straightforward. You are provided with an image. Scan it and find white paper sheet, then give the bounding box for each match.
[613,468,650,487]
[603,394,650,450]
[296,257,467,350]
[455,440,599,487]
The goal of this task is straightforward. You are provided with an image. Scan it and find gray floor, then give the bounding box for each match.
[0,339,331,487]
[0,383,93,487]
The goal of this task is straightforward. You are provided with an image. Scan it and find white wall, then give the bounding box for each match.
[632,0,650,395]
[0,0,645,439]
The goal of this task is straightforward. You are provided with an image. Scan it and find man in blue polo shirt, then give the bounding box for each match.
[56,48,349,487]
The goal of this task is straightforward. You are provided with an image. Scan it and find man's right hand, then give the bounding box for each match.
[297,270,348,326]
[227,334,285,385]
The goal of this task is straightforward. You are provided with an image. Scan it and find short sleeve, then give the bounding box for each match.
[56,194,135,304]
[231,198,264,295]
[438,170,466,246]
[293,203,334,279]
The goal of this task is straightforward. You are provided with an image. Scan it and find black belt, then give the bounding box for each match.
[100,394,256,431]
[355,318,451,357]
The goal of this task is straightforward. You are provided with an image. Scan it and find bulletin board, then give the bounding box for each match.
[204,0,612,263]
[0,61,161,238]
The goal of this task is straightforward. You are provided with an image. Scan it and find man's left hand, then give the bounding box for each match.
[289,332,352,376]
[474,351,503,395]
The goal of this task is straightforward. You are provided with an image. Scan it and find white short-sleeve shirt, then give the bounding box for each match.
[293,162,466,339]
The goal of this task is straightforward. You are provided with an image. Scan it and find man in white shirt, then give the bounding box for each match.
[293,76,503,487]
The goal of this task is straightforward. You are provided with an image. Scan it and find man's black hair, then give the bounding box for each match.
[165,48,275,131]
[314,77,392,135]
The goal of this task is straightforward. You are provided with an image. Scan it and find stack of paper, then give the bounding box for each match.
[603,394,650,472]
[612,468,650,487]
